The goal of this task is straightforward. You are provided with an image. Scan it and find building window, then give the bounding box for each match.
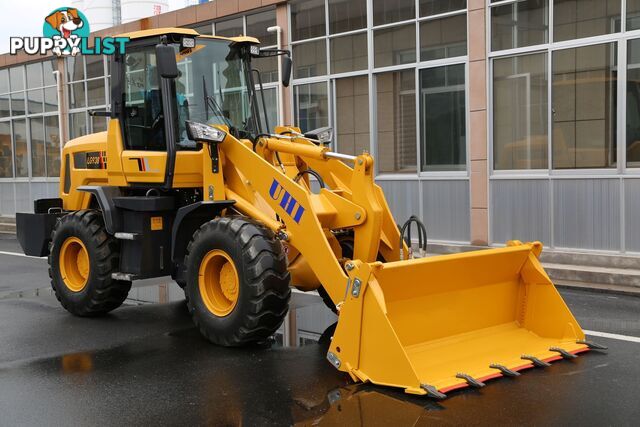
[374,24,417,68]
[627,39,640,167]
[553,0,620,42]
[45,116,61,177]
[0,121,12,178]
[628,0,640,30]
[246,10,277,46]
[12,119,28,177]
[329,0,367,34]
[420,64,466,171]
[66,55,108,139]
[294,82,329,132]
[330,33,368,74]
[491,0,548,51]
[493,53,548,170]
[291,0,326,41]
[376,70,416,174]
[420,13,467,61]
[420,0,467,17]
[30,117,45,178]
[335,76,370,156]
[293,39,327,78]
[215,17,244,38]
[552,43,617,169]
[373,0,415,26]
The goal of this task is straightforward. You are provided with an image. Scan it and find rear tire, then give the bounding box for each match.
[49,210,131,316]
[184,217,291,346]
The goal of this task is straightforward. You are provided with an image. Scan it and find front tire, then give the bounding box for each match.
[49,210,131,316]
[184,217,291,346]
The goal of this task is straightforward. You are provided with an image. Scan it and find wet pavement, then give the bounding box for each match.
[0,235,639,426]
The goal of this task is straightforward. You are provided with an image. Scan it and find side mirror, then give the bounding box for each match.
[156,43,178,79]
[282,56,292,88]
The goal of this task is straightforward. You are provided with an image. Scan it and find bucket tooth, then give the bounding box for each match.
[577,340,608,351]
[456,373,486,388]
[420,384,447,400]
[489,364,521,377]
[549,347,577,359]
[521,355,551,368]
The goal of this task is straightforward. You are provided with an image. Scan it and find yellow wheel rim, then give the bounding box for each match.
[59,237,90,292]
[198,249,239,317]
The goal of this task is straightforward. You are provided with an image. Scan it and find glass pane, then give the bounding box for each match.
[13,119,28,177]
[293,40,327,78]
[329,0,366,34]
[374,24,416,68]
[420,0,467,17]
[86,55,104,79]
[192,23,213,36]
[246,10,277,46]
[376,70,416,173]
[294,82,329,132]
[69,112,87,140]
[27,89,44,114]
[627,39,640,167]
[629,0,640,30]
[91,116,108,133]
[11,91,25,116]
[330,32,368,74]
[291,0,326,41]
[43,60,56,86]
[493,53,548,170]
[257,86,279,131]
[26,62,43,89]
[373,0,415,26]
[420,64,466,171]
[0,69,8,94]
[253,55,278,84]
[68,82,86,109]
[553,43,617,169]
[44,87,58,112]
[0,121,12,177]
[491,0,548,51]
[87,79,105,107]
[420,14,467,61]
[0,93,9,117]
[30,117,45,177]
[335,76,369,156]
[554,0,620,42]
[66,56,84,82]
[45,116,61,177]
[10,66,24,92]
[215,17,244,38]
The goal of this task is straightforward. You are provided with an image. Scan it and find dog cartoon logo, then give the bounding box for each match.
[43,7,90,56]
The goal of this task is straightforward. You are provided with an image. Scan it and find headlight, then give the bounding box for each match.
[185,121,226,143]
[304,126,333,145]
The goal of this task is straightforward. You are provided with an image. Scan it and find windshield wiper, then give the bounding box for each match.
[201,75,232,128]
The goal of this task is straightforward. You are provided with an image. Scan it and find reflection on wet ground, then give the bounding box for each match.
[1,277,639,425]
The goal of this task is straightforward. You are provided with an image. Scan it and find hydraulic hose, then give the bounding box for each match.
[293,168,326,189]
[399,215,428,260]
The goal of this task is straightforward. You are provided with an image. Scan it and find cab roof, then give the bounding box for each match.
[116,27,260,44]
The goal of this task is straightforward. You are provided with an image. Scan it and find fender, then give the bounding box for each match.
[171,200,235,279]
[77,186,123,234]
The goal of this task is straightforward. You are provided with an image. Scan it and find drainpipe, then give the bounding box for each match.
[267,25,284,126]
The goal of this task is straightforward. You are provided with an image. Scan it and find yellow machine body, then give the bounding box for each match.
[56,27,591,398]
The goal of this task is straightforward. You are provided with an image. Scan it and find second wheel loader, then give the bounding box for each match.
[16,28,604,398]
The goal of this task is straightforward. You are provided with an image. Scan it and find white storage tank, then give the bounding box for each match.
[80,0,116,31]
[121,0,169,24]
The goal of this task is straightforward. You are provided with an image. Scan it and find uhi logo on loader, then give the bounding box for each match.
[269,179,305,223]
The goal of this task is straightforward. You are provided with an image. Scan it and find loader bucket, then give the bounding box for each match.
[328,242,591,397]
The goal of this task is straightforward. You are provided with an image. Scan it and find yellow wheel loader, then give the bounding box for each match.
[16,28,605,398]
